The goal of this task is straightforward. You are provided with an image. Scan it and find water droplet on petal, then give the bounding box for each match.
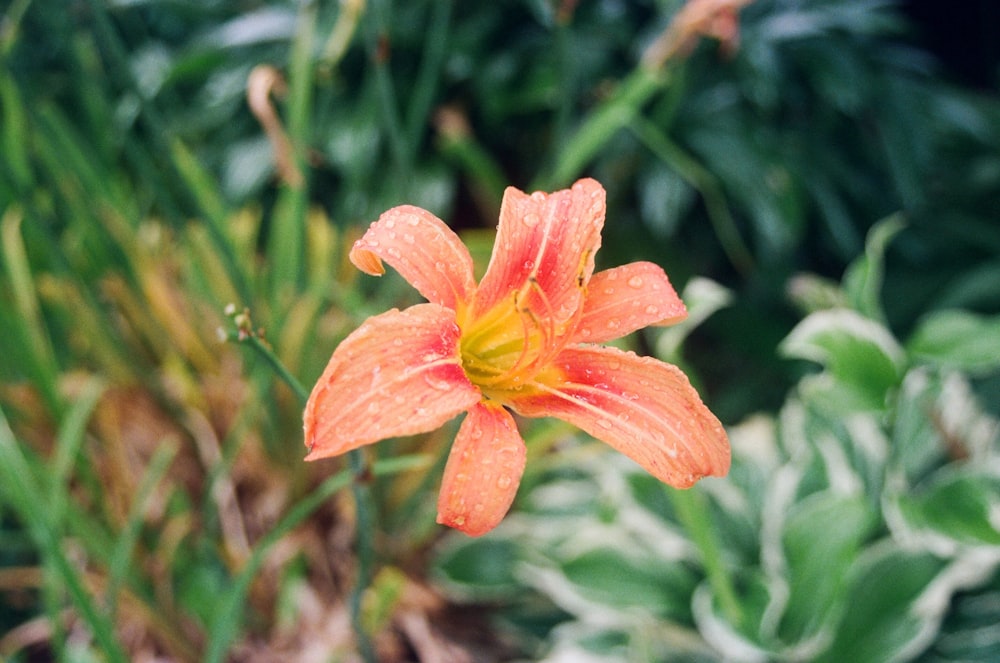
[403,233,415,244]
[407,216,420,226]
[385,218,396,229]
[423,373,453,390]
[628,276,644,288]
[497,475,512,489]
[596,419,613,430]
[523,213,540,227]
[606,319,621,330]
[645,305,659,316]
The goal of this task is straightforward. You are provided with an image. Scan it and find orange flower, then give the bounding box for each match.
[304,179,730,536]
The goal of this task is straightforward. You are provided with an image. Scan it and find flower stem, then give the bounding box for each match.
[225,314,377,662]
[669,486,743,627]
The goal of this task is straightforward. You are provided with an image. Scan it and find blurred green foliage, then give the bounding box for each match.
[1,0,999,660]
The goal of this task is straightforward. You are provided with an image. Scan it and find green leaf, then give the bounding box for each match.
[894,471,1000,547]
[842,214,906,323]
[559,547,697,620]
[906,310,1000,376]
[816,545,945,663]
[779,492,877,644]
[780,309,905,410]
[434,537,523,600]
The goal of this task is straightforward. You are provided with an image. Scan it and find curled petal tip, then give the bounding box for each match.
[349,242,386,276]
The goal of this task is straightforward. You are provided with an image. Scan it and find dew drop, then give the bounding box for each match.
[497,475,512,489]
[627,276,644,288]
[606,319,621,330]
[645,305,659,316]
[384,218,396,229]
[423,374,453,390]
[522,213,540,227]
[403,233,415,244]
[596,419,613,430]
[523,260,535,270]
[406,216,420,226]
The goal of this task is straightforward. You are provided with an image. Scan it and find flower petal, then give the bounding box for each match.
[574,262,688,343]
[510,346,729,487]
[473,178,605,327]
[304,303,481,460]
[350,205,476,311]
[437,401,526,537]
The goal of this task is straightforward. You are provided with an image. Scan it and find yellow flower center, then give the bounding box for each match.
[458,290,546,399]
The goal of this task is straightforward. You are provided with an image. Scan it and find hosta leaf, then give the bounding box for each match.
[906,310,1000,376]
[894,471,1000,547]
[781,309,905,410]
[779,492,878,644]
[816,545,945,663]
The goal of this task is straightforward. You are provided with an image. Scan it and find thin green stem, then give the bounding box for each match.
[627,116,753,274]
[229,330,309,404]
[669,486,743,627]
[536,66,667,190]
[348,450,378,663]
[227,320,377,663]
[404,0,453,159]
[365,0,410,192]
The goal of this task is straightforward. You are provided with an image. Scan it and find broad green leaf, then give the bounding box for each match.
[906,310,1000,376]
[434,537,523,600]
[894,471,1000,547]
[781,309,905,410]
[559,548,698,620]
[779,492,878,644]
[816,546,945,663]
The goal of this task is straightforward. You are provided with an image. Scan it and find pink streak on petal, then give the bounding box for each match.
[574,262,688,344]
[509,346,729,487]
[349,205,476,311]
[303,304,481,460]
[473,179,605,326]
[437,402,526,537]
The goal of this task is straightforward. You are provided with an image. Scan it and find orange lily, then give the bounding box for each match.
[304,178,729,536]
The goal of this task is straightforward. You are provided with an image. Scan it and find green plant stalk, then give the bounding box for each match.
[0,408,129,663]
[404,0,453,160]
[105,441,178,615]
[1,207,63,415]
[536,66,667,190]
[628,116,754,274]
[365,0,410,191]
[170,139,253,304]
[669,485,742,627]
[229,328,377,662]
[269,2,315,306]
[205,466,354,663]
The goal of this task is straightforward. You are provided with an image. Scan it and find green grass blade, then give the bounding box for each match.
[0,407,128,663]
